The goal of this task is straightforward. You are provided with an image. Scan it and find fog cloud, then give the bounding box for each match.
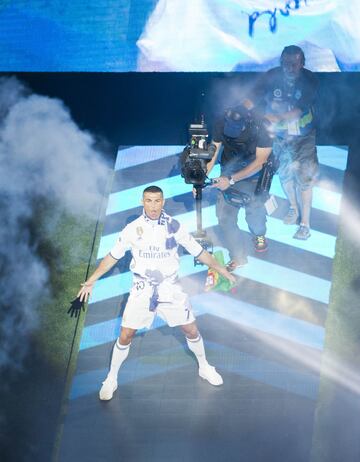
[0,76,109,371]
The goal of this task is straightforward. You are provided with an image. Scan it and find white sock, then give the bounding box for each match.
[107,339,130,381]
[186,334,208,368]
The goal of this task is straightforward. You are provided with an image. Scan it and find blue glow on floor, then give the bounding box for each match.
[172,208,336,259]
[70,342,319,401]
[114,145,347,173]
[91,271,132,303]
[81,289,324,351]
[115,145,184,170]
[317,146,348,171]
[80,317,122,350]
[192,292,324,350]
[106,174,194,215]
[90,249,330,305]
[106,163,343,217]
[234,256,330,303]
[80,315,166,350]
[271,176,341,214]
[80,286,324,350]
[98,205,336,261]
[67,144,348,414]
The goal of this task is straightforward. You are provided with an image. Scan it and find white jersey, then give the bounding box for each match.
[110,211,203,281]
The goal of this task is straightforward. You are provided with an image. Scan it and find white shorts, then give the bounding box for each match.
[121,278,195,330]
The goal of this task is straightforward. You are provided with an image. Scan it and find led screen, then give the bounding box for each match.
[1,1,359,72]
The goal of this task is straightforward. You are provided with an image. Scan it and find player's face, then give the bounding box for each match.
[142,192,165,220]
[281,53,303,82]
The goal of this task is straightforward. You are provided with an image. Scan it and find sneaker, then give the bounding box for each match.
[253,235,268,252]
[293,225,311,240]
[99,377,118,401]
[226,257,248,272]
[283,207,300,225]
[199,364,223,386]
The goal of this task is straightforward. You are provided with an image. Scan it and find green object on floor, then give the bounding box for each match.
[205,250,237,292]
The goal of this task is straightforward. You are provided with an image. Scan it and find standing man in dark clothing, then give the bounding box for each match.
[250,45,318,240]
[209,105,272,271]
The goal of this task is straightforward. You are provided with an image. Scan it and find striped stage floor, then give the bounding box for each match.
[58,145,348,462]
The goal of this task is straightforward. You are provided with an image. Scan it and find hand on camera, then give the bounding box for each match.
[211,176,230,191]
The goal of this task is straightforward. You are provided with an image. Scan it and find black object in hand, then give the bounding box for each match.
[67,297,85,318]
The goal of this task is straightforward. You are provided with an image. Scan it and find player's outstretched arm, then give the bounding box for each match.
[197,250,236,284]
[77,253,119,302]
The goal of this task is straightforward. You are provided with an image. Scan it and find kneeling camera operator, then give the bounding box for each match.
[208,104,273,271]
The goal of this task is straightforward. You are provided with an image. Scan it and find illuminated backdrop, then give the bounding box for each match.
[1,0,359,72]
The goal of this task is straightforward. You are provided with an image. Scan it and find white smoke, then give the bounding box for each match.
[0,76,110,370]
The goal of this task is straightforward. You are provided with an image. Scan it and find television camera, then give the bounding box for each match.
[180,118,216,264]
[180,120,216,187]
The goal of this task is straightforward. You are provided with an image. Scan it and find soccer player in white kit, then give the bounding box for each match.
[78,185,236,401]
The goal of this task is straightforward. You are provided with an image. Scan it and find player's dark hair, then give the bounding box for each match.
[143,185,163,196]
[280,45,305,66]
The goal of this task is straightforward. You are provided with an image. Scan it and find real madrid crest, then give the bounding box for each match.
[136,226,144,239]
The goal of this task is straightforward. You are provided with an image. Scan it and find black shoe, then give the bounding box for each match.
[253,235,268,252]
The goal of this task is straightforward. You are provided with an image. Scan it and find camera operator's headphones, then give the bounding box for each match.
[224,105,253,138]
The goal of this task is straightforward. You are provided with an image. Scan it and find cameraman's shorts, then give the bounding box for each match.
[273,131,318,190]
[121,277,195,330]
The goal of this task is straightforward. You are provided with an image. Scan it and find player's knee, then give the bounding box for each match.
[119,328,136,345]
[181,322,199,339]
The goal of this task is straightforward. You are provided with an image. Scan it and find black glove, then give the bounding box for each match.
[67,297,85,318]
